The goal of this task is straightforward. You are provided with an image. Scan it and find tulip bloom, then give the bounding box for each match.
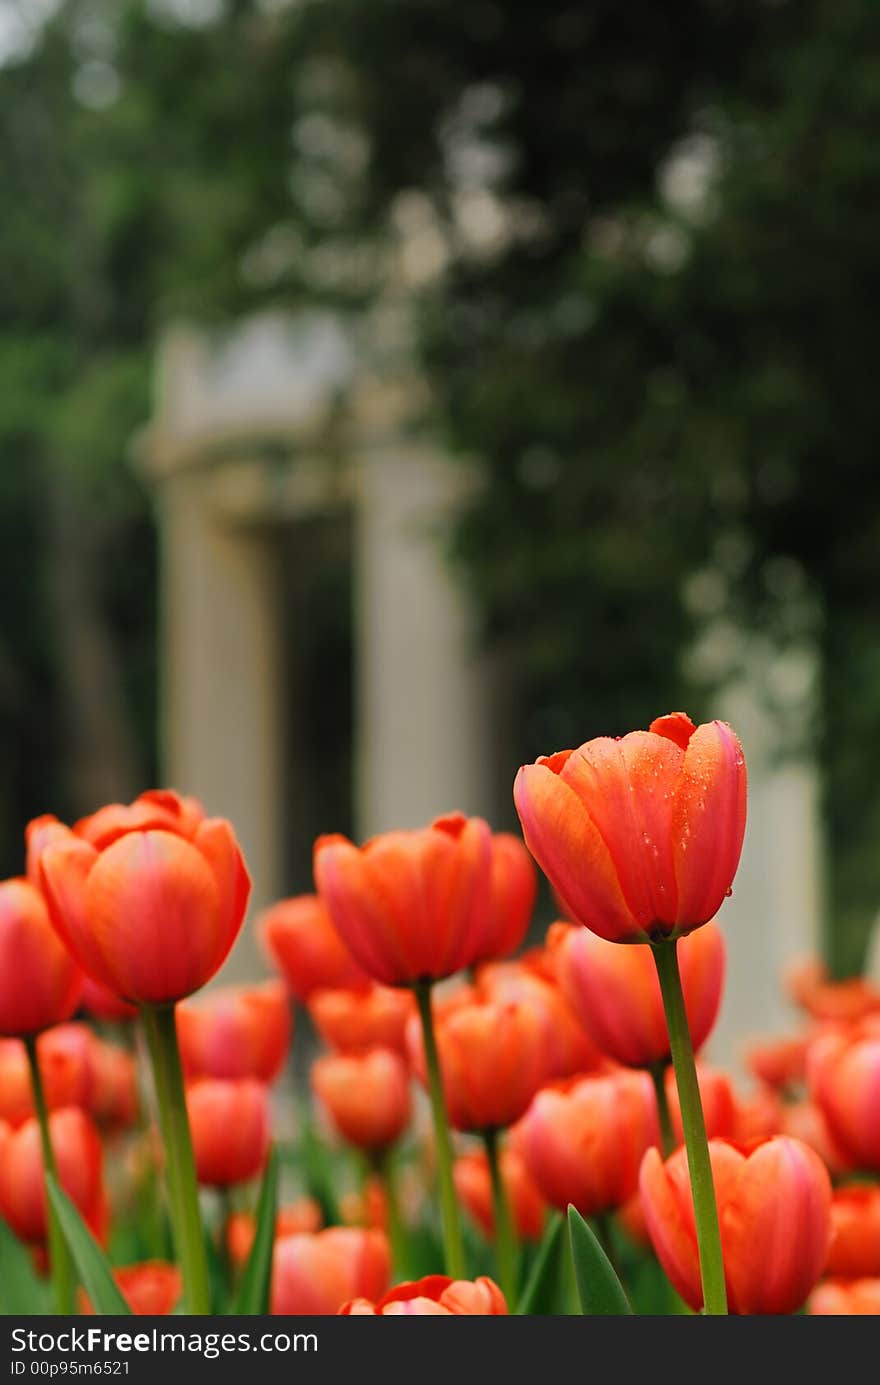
[0,1108,104,1245]
[0,878,81,1036]
[0,1025,95,1128]
[308,984,414,1057]
[517,1072,660,1216]
[809,1278,880,1315]
[90,1041,139,1131]
[259,894,368,1001]
[825,1185,880,1278]
[313,813,493,986]
[475,962,606,1080]
[745,1033,811,1092]
[32,790,250,1006]
[341,1275,508,1315]
[312,1049,411,1151]
[186,1079,270,1187]
[549,920,725,1067]
[640,1136,831,1314]
[408,999,547,1132]
[514,714,746,943]
[454,1149,546,1242]
[667,1064,736,1144]
[808,1017,880,1170]
[177,979,291,1084]
[787,957,880,1024]
[227,1201,323,1269]
[80,975,137,1023]
[470,832,537,965]
[271,1228,390,1315]
[81,1262,182,1316]
[780,1101,848,1176]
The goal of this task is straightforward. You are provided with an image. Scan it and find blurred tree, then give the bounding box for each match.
[1,1,879,972]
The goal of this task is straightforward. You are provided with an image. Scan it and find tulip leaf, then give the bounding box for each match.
[232,1146,279,1315]
[516,1212,565,1315]
[46,1174,132,1315]
[567,1206,632,1315]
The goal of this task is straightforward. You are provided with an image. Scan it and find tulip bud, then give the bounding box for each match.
[311,1049,411,1151]
[0,879,81,1036]
[271,1228,390,1315]
[186,1079,270,1187]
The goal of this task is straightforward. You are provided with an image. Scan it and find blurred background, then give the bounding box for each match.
[1,0,878,1057]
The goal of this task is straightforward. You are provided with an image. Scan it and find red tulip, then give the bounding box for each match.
[312,1049,411,1151]
[640,1136,831,1314]
[308,984,414,1057]
[549,919,725,1067]
[80,1262,182,1315]
[809,1278,880,1315]
[259,894,368,1001]
[313,813,493,986]
[0,878,81,1036]
[470,832,537,965]
[341,1274,507,1315]
[454,1148,547,1242]
[80,975,137,1023]
[32,791,250,1006]
[408,999,547,1132]
[787,957,880,1024]
[667,1063,736,1143]
[825,1185,880,1278]
[0,1024,94,1128]
[745,1032,811,1091]
[227,1201,323,1268]
[90,1041,139,1131]
[186,1079,270,1187]
[514,713,746,943]
[271,1228,390,1315]
[779,1100,848,1176]
[177,979,291,1083]
[517,1071,659,1216]
[475,962,607,1079]
[732,1085,784,1143]
[808,1017,880,1170]
[0,1108,104,1245]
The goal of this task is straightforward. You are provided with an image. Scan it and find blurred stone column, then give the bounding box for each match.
[354,450,494,834]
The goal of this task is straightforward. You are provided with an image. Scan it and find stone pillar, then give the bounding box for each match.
[354,450,494,835]
[154,468,285,980]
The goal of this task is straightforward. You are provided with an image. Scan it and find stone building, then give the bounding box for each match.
[136,310,824,1068]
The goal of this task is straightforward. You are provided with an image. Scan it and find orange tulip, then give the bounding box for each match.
[470,832,537,965]
[745,1032,811,1091]
[549,919,725,1067]
[271,1228,390,1315]
[514,713,746,943]
[825,1185,880,1278]
[640,1136,831,1314]
[408,999,547,1132]
[32,790,250,1006]
[341,1274,508,1315]
[313,813,493,986]
[0,1024,95,1128]
[186,1079,270,1187]
[517,1072,659,1216]
[0,1108,104,1245]
[0,878,81,1036]
[454,1148,547,1242]
[732,1085,784,1143]
[90,1040,139,1131]
[177,979,291,1084]
[227,1201,323,1269]
[80,1262,182,1315]
[787,956,880,1024]
[779,1100,848,1176]
[308,984,414,1057]
[259,894,368,1001]
[667,1063,736,1143]
[475,962,607,1080]
[808,1016,880,1170]
[312,1049,411,1151]
[809,1278,880,1315]
[80,974,138,1023]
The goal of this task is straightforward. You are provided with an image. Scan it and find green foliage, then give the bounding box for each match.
[46,1175,132,1315]
[567,1207,633,1315]
[232,1147,279,1315]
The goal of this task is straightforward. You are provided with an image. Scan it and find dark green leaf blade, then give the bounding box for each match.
[516,1212,565,1315]
[232,1146,279,1315]
[567,1206,632,1315]
[46,1175,131,1315]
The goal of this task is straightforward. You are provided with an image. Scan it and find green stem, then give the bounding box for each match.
[649,1060,675,1157]
[483,1127,518,1309]
[413,981,466,1278]
[142,1005,210,1314]
[652,939,727,1315]
[24,1036,75,1314]
[374,1149,410,1278]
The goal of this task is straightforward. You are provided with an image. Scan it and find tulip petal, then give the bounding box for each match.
[514,763,637,942]
[39,839,104,980]
[638,1147,703,1311]
[672,721,747,929]
[193,818,251,966]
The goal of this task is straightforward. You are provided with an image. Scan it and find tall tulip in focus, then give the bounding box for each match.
[30,789,252,1314]
[640,1136,831,1314]
[515,713,747,1314]
[314,812,494,1278]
